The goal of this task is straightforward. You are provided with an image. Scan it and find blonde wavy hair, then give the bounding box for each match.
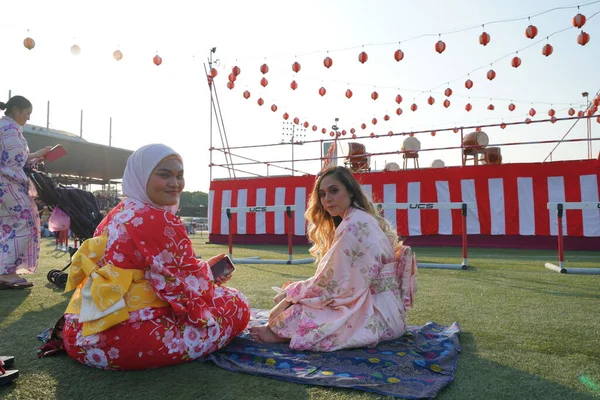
[305,166,402,262]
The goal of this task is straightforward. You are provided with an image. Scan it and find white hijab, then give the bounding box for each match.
[122,143,183,214]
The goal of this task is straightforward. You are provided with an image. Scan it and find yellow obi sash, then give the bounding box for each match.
[64,234,168,336]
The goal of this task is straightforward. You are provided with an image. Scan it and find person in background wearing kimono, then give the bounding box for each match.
[250,166,417,351]
[57,144,250,370]
[0,95,54,289]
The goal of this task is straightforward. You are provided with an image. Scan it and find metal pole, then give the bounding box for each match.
[46,100,50,130]
[8,90,11,99]
[109,117,112,146]
[291,124,295,176]
[80,109,83,138]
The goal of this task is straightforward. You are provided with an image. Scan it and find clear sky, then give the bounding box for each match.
[2,0,599,192]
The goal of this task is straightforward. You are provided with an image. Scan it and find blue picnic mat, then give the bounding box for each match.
[201,309,461,399]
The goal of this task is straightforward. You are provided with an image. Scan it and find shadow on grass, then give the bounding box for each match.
[0,288,32,319]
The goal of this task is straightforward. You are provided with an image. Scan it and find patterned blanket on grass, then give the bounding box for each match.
[201,309,461,399]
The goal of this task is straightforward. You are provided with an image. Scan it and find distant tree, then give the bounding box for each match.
[179,191,208,208]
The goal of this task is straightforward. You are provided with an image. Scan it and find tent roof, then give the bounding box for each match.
[23,124,132,182]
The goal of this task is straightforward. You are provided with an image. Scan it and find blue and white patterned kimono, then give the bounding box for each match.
[0,116,40,274]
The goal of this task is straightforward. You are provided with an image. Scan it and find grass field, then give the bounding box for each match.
[1,237,599,399]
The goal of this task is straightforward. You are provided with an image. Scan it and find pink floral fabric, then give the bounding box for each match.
[0,116,40,274]
[63,198,250,370]
[269,207,416,352]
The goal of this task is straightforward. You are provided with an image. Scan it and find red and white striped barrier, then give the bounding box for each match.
[375,202,475,269]
[545,202,600,274]
[223,205,314,265]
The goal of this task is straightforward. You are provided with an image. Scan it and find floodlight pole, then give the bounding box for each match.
[582,91,591,159]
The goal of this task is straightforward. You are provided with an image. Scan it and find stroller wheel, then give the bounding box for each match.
[47,269,61,283]
[55,273,69,289]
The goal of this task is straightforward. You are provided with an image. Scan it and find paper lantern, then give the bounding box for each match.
[330,132,335,137]
[383,114,390,121]
[443,99,451,108]
[23,37,35,50]
[548,108,555,117]
[577,110,585,117]
[500,122,507,129]
[243,90,250,99]
[322,128,327,134]
[371,91,379,101]
[293,117,299,124]
[568,108,575,116]
[410,103,418,112]
[453,128,459,133]
[153,55,162,66]
[312,125,317,131]
[260,63,269,74]
[257,98,264,106]
[488,104,495,110]
[577,31,590,46]
[318,87,326,96]
[292,61,301,73]
[227,81,235,90]
[370,133,375,138]
[525,25,538,39]
[508,103,516,112]
[113,50,123,61]
[465,103,472,112]
[358,51,368,63]
[283,112,289,120]
[388,131,394,136]
[479,32,490,46]
[260,77,268,87]
[573,13,586,28]
[350,128,355,134]
[303,121,309,128]
[210,68,218,77]
[487,69,496,80]
[345,89,353,99]
[444,88,453,97]
[511,56,521,68]
[341,130,347,136]
[372,118,378,125]
[228,73,236,82]
[465,79,473,89]
[428,96,435,105]
[431,131,436,137]
[352,134,357,139]
[435,40,446,54]
[271,104,278,112]
[396,107,403,115]
[290,80,298,90]
[394,49,404,61]
[323,56,333,68]
[232,66,241,76]
[395,94,403,104]
[542,44,553,57]
[70,44,81,55]
[525,118,532,124]
[529,108,536,117]
[361,123,367,129]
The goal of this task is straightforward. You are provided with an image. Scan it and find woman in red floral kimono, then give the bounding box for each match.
[60,144,250,370]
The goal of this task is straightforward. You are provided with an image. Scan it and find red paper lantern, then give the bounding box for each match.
[358,51,368,63]
[395,94,403,104]
[529,108,536,117]
[488,104,495,110]
[548,108,555,117]
[525,25,538,39]
[153,55,162,66]
[383,114,390,121]
[388,131,394,136]
[394,49,404,61]
[361,123,367,129]
[428,131,435,137]
[409,133,415,137]
[396,108,403,115]
[428,96,435,105]
[511,56,521,68]
[594,97,600,107]
[465,103,472,112]
[345,89,353,99]
[476,127,481,132]
[232,66,241,76]
[465,79,473,89]
[487,70,496,80]
[323,56,333,68]
[435,40,446,54]
[525,118,532,124]
[228,73,236,82]
[257,98,264,106]
[330,132,335,137]
[260,63,269,74]
[260,77,268,87]
[23,37,35,50]
[573,13,586,28]
[577,110,585,117]
[500,122,507,129]
[293,117,299,124]
[352,134,357,139]
[479,32,491,46]
[370,133,375,138]
[283,112,289,120]
[443,99,451,108]
[508,103,516,112]
[444,88,453,97]
[303,121,309,128]
[292,61,301,73]
[318,87,326,96]
[271,104,278,112]
[371,91,379,101]
[322,128,327,134]
[210,68,218,77]
[290,80,298,90]
[113,50,123,61]
[568,108,575,116]
[411,103,418,112]
[243,90,250,99]
[452,128,459,133]
[372,118,378,125]
[577,31,590,46]
[542,44,553,57]
[226,81,235,90]
[350,128,355,134]
[312,125,317,131]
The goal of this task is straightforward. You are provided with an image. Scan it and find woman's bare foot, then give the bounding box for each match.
[249,326,289,344]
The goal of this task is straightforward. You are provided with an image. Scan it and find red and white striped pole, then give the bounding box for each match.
[461,203,468,269]
[227,209,233,259]
[286,206,293,264]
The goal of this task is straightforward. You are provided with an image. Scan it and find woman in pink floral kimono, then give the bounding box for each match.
[250,166,417,351]
[60,144,250,370]
[0,96,54,289]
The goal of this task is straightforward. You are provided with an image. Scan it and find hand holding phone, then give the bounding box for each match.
[209,254,236,282]
[44,145,67,162]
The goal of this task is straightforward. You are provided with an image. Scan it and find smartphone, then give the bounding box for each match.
[44,145,67,162]
[210,255,236,278]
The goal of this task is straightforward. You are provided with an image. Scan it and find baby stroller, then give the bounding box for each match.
[25,167,105,288]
